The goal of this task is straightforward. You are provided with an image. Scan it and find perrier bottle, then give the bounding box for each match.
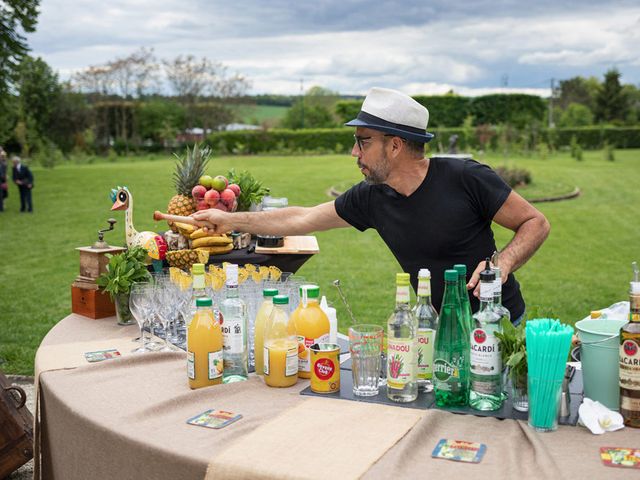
[620,261,640,427]
[387,273,418,403]
[434,269,469,407]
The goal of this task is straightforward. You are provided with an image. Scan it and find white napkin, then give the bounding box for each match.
[578,398,625,434]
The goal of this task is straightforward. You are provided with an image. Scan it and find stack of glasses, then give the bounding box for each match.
[526,318,574,432]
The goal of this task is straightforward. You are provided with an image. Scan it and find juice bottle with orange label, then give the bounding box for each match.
[254,288,279,376]
[264,295,298,388]
[187,297,223,389]
[288,285,330,378]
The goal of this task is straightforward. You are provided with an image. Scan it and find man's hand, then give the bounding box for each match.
[15,179,22,185]
[467,260,508,298]
[191,209,234,234]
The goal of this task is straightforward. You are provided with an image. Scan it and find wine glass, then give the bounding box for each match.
[130,283,152,353]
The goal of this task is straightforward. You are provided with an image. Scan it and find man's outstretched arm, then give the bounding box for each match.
[191,200,351,236]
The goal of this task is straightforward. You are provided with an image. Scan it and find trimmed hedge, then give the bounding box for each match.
[333,94,545,127]
[206,126,640,155]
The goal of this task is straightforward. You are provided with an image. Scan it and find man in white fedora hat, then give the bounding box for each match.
[193,87,550,322]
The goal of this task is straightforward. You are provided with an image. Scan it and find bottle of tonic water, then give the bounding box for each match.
[387,273,418,403]
[470,259,504,411]
[413,268,439,393]
[434,269,469,407]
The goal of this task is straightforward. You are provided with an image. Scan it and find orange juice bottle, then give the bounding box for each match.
[254,288,279,376]
[187,297,223,389]
[264,295,298,388]
[288,285,330,379]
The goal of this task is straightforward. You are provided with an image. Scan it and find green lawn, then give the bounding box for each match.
[0,149,638,375]
[230,104,289,125]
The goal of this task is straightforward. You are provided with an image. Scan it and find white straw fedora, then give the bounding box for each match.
[345,87,434,143]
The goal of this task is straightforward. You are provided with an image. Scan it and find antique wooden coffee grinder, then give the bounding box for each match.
[71,218,126,319]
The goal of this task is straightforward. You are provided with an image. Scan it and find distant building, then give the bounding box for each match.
[175,124,261,142]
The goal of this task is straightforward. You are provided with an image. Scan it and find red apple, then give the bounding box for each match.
[204,189,220,206]
[228,183,241,197]
[192,185,207,199]
[196,200,209,211]
[220,188,236,206]
[211,175,228,192]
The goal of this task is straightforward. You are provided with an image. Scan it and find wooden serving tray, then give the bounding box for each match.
[254,235,319,255]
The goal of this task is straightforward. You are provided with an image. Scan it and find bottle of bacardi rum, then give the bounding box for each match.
[413,268,439,392]
[387,273,418,403]
[620,261,640,427]
[470,259,503,411]
[434,269,469,407]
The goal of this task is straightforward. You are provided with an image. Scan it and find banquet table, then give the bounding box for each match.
[35,314,638,480]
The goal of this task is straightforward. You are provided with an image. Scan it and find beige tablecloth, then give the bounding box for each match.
[36,314,638,480]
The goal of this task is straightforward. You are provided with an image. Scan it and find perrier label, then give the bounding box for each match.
[433,269,469,407]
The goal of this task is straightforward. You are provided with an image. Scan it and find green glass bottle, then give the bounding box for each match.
[470,259,504,411]
[453,264,473,338]
[434,269,470,407]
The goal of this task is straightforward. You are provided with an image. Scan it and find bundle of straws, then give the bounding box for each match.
[526,318,574,430]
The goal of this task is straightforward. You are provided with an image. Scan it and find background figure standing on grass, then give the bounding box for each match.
[12,156,34,213]
[0,148,7,212]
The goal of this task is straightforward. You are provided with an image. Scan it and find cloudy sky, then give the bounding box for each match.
[28,0,640,96]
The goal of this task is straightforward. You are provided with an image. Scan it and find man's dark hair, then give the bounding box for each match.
[405,140,425,158]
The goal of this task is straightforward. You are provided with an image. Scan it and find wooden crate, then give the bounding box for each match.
[71,285,116,319]
[0,371,33,478]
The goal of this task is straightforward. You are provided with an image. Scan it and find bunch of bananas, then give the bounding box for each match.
[190,227,233,255]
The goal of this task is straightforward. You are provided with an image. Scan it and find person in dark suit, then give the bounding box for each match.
[12,156,34,212]
[0,149,7,212]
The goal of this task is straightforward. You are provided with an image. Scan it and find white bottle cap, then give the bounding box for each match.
[418,268,431,278]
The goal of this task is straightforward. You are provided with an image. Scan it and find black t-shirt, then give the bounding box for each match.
[334,156,525,320]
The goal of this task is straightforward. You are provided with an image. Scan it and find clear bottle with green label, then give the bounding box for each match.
[453,264,473,338]
[413,268,439,392]
[387,273,418,403]
[470,259,504,411]
[434,269,470,407]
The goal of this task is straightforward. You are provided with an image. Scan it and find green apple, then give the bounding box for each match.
[211,175,228,192]
[199,175,213,188]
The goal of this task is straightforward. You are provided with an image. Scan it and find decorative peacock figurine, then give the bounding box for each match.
[110,186,167,262]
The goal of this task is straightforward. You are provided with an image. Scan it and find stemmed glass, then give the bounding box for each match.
[130,283,153,353]
[154,279,176,352]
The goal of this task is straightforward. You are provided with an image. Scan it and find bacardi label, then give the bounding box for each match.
[417,328,435,380]
[470,328,501,375]
[222,318,244,355]
[620,339,640,390]
[387,339,416,388]
[208,350,223,380]
[298,334,330,374]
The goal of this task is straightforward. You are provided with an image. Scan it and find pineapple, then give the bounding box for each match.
[167,143,211,231]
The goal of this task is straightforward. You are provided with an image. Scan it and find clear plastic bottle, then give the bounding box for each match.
[221,264,248,383]
[414,268,439,393]
[254,288,279,376]
[288,285,330,379]
[264,295,299,388]
[187,297,223,389]
[470,259,503,411]
[387,273,418,403]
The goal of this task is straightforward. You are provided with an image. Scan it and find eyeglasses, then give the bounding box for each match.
[353,134,405,151]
